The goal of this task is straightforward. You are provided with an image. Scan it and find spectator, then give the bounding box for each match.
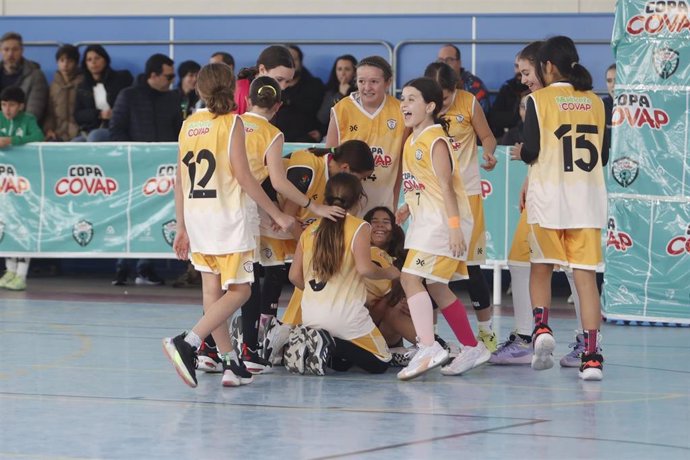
[176,60,200,120]
[234,45,295,116]
[317,54,357,136]
[209,51,235,72]
[488,51,527,138]
[109,53,182,142]
[273,44,325,142]
[603,63,615,136]
[437,44,490,114]
[499,92,529,146]
[43,44,83,141]
[0,32,48,123]
[74,45,133,142]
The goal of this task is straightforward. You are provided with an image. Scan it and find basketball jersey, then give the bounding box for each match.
[365,246,394,301]
[527,83,607,229]
[284,149,330,229]
[445,90,482,196]
[331,93,404,213]
[402,125,473,259]
[301,214,376,341]
[178,109,255,254]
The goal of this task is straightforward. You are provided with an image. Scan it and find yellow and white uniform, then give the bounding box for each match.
[445,90,487,264]
[331,93,404,214]
[526,82,607,269]
[365,246,394,304]
[300,215,390,361]
[179,109,255,287]
[401,125,473,283]
[283,149,330,229]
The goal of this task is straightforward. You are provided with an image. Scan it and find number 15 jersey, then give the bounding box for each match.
[178,109,256,255]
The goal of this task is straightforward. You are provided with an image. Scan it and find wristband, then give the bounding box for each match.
[447,216,460,229]
[303,198,312,208]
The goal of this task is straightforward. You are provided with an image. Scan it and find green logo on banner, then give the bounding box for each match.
[162,219,176,247]
[72,220,94,247]
[611,157,640,187]
[653,47,680,79]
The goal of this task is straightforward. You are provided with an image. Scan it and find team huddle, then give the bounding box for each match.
[162,35,610,388]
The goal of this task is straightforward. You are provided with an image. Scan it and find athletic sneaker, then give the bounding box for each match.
[304,328,335,376]
[135,270,164,285]
[489,332,533,365]
[197,340,223,373]
[531,323,556,371]
[389,346,417,367]
[162,333,198,388]
[579,352,604,381]
[397,341,448,381]
[230,315,243,356]
[440,342,491,376]
[261,317,292,366]
[4,275,26,291]
[284,326,309,375]
[241,343,272,374]
[476,329,498,353]
[434,334,457,362]
[222,351,254,387]
[559,333,585,368]
[0,271,16,288]
[567,294,574,304]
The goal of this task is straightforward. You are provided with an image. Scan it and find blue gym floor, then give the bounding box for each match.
[1,277,689,459]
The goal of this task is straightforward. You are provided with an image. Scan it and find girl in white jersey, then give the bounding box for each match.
[162,63,295,388]
[396,78,491,381]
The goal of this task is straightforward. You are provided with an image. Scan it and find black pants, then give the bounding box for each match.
[329,338,388,374]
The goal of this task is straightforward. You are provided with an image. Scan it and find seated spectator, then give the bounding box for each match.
[603,63,615,135]
[437,44,490,114]
[74,45,133,142]
[43,44,83,141]
[499,92,529,146]
[317,54,357,136]
[488,51,527,138]
[109,53,182,142]
[209,51,235,73]
[0,32,48,123]
[273,44,325,142]
[176,60,200,120]
[234,45,295,116]
[0,86,44,292]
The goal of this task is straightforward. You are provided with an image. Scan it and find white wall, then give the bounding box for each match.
[1,0,615,16]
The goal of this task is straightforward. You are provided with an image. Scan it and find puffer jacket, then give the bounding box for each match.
[0,59,48,122]
[43,71,84,141]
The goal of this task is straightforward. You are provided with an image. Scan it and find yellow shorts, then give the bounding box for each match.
[259,236,292,266]
[350,327,391,362]
[508,210,531,266]
[402,249,468,284]
[466,194,487,265]
[527,224,602,270]
[190,250,255,290]
[281,287,302,326]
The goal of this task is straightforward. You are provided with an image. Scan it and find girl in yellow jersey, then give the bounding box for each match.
[162,63,295,389]
[520,36,609,381]
[234,76,345,373]
[288,173,400,375]
[395,78,491,381]
[424,62,499,352]
[325,56,407,215]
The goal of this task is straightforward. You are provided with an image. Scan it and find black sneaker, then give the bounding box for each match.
[162,333,198,388]
[112,267,128,286]
[284,326,309,375]
[304,328,335,376]
[221,351,254,387]
[261,317,292,365]
[579,352,604,381]
[197,340,223,373]
[241,343,272,374]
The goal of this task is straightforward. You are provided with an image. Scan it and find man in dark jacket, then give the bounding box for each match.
[109,53,182,142]
[0,31,48,123]
[488,52,527,138]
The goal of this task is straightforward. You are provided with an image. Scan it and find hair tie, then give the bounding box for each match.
[330,147,336,154]
[258,85,277,96]
[571,62,578,69]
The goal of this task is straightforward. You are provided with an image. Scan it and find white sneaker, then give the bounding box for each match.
[261,317,292,365]
[440,342,491,376]
[567,294,574,304]
[531,329,556,371]
[396,341,448,381]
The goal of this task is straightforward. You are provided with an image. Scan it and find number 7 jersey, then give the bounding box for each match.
[527,83,607,229]
[178,109,256,255]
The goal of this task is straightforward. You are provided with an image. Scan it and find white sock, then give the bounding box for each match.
[15,258,30,280]
[477,319,493,333]
[184,331,202,350]
[5,258,18,273]
[509,264,533,336]
[565,270,583,334]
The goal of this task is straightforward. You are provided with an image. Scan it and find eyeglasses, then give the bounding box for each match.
[437,57,458,64]
[164,74,175,81]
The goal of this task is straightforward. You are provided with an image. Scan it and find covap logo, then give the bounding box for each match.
[72,220,94,247]
[371,146,392,168]
[402,171,425,193]
[480,179,493,199]
[612,93,669,130]
[626,1,690,35]
[143,164,176,196]
[611,157,640,187]
[653,47,680,79]
[667,224,690,256]
[55,165,118,196]
[606,217,633,252]
[162,219,176,247]
[0,164,30,194]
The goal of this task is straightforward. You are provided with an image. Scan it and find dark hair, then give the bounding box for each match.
[441,43,461,60]
[211,52,235,69]
[424,61,461,91]
[357,56,393,82]
[402,77,450,135]
[285,44,303,63]
[177,60,201,80]
[145,53,174,79]
[518,41,545,88]
[196,63,236,115]
[363,206,405,261]
[55,44,79,63]
[238,45,295,81]
[606,63,617,73]
[311,173,366,283]
[1,86,26,104]
[249,76,281,108]
[325,54,358,92]
[81,45,111,73]
[0,32,22,45]
[309,139,375,175]
[538,36,593,91]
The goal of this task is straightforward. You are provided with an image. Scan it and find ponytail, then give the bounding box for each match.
[309,139,375,174]
[538,36,593,91]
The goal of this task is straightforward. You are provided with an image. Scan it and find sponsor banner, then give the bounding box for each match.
[616,41,689,84]
[613,0,690,47]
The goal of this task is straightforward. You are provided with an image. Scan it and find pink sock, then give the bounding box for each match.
[584,329,599,354]
[441,299,478,347]
[407,291,435,346]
